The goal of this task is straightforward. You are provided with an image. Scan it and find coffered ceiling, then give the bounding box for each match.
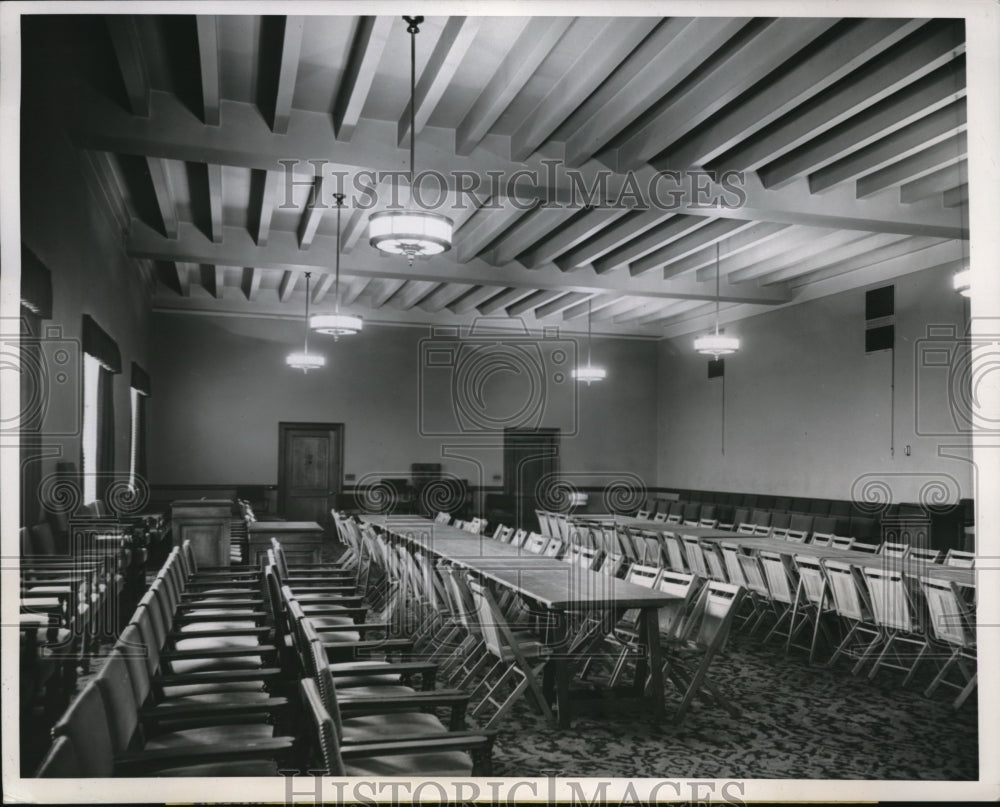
[24,13,968,337]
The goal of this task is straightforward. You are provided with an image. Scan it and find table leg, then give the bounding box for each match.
[554,658,571,729]
[642,607,665,720]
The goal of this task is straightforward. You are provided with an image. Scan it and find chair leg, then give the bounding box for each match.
[867,631,899,681]
[954,672,977,709]
[850,631,884,677]
[901,640,930,687]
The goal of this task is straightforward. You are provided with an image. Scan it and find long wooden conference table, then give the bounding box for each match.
[361,515,680,727]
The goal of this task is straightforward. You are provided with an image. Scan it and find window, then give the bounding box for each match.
[128,363,151,492]
[81,353,101,504]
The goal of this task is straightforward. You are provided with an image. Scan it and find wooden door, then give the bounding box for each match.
[278,422,344,528]
[503,428,559,531]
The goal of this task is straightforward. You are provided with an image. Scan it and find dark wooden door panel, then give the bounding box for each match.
[503,428,559,531]
[278,423,343,529]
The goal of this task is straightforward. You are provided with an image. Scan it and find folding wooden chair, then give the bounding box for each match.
[465,578,555,730]
[662,581,746,720]
[859,566,930,684]
[879,541,910,559]
[681,535,709,578]
[944,549,975,568]
[810,532,834,547]
[919,576,977,708]
[822,559,881,674]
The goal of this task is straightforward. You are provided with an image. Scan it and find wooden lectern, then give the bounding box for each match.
[170,499,232,566]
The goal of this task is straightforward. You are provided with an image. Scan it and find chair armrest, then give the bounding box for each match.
[153,667,283,687]
[339,732,492,758]
[169,626,271,639]
[114,738,294,775]
[171,611,269,624]
[141,697,288,724]
[176,598,262,609]
[296,605,368,619]
[161,644,276,660]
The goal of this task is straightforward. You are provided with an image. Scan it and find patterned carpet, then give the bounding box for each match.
[477,633,978,780]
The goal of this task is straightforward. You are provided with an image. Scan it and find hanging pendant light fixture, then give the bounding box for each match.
[572,299,607,384]
[694,242,740,357]
[311,193,363,339]
[369,15,453,265]
[286,271,326,372]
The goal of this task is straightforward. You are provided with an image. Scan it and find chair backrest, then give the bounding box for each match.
[536,510,553,537]
[116,623,153,706]
[665,514,683,525]
[919,577,975,648]
[699,518,719,529]
[861,567,916,632]
[491,523,506,541]
[785,529,808,544]
[94,650,141,755]
[944,549,975,568]
[625,563,660,590]
[792,555,827,607]
[720,543,747,587]
[596,551,626,578]
[542,538,564,558]
[736,552,769,598]
[565,544,602,572]
[736,523,756,535]
[851,541,881,555]
[660,532,687,574]
[655,570,700,639]
[909,547,942,563]
[51,683,115,776]
[810,532,834,547]
[636,509,651,520]
[731,507,750,527]
[681,535,708,578]
[36,735,80,777]
[879,541,910,559]
[822,559,871,622]
[509,529,528,548]
[613,526,640,562]
[300,677,346,775]
[700,541,728,583]
[467,578,519,660]
[523,532,549,554]
[750,509,772,527]
[652,512,667,523]
[758,550,796,604]
[435,511,452,525]
[632,529,665,568]
[830,535,855,550]
[682,581,745,652]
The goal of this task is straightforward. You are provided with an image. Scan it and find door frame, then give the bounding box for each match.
[503,426,560,530]
[277,421,345,520]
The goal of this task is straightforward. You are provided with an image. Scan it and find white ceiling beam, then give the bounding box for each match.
[334,17,393,141]
[508,290,562,317]
[266,16,305,135]
[564,18,747,167]
[311,272,335,304]
[856,132,967,198]
[278,269,300,302]
[297,176,327,248]
[456,18,572,156]
[519,209,630,269]
[591,298,646,322]
[614,18,839,171]
[510,18,658,162]
[398,17,482,147]
[943,182,969,208]
[68,83,964,238]
[253,169,281,247]
[206,162,223,244]
[242,267,262,301]
[659,19,925,171]
[126,218,795,305]
[175,261,192,297]
[477,287,537,315]
[80,149,132,233]
[456,202,534,263]
[339,277,370,307]
[418,282,474,313]
[684,222,792,281]
[900,162,967,204]
[593,216,712,275]
[555,210,675,271]
[808,100,966,193]
[447,285,504,314]
[757,235,941,284]
[633,219,758,278]
[534,292,595,319]
[368,278,406,308]
[758,62,966,189]
[145,157,179,239]
[211,265,226,299]
[394,280,439,310]
[725,229,875,283]
[196,16,221,126]
[691,21,965,174]
[105,15,150,117]
[482,206,578,266]
[562,294,620,321]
